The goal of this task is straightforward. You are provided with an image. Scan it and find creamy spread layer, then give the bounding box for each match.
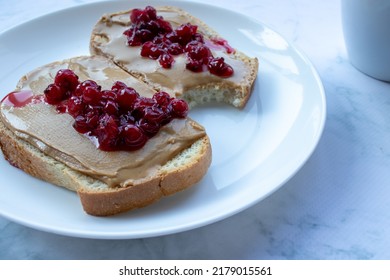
[92,7,249,95]
[0,56,206,188]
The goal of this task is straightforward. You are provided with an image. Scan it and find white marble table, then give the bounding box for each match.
[1,0,389,259]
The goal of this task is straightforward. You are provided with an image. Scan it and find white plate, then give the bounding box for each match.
[0,0,326,239]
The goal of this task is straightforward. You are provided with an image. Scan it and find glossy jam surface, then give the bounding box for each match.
[123,6,234,77]
[43,69,189,151]
[1,90,42,107]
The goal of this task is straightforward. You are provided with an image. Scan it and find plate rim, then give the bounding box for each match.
[0,0,326,239]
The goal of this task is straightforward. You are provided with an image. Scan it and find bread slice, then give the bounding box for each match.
[0,56,212,216]
[90,6,258,108]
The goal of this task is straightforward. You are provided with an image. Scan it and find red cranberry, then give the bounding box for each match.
[136,96,156,107]
[44,83,66,104]
[167,42,183,55]
[165,31,179,43]
[141,41,161,59]
[117,87,139,110]
[55,102,67,114]
[170,99,189,118]
[130,8,150,24]
[142,20,160,34]
[54,69,79,91]
[67,96,84,117]
[85,110,100,130]
[131,97,156,120]
[95,114,119,150]
[186,41,211,62]
[124,27,141,46]
[101,89,117,102]
[111,81,127,92]
[104,100,119,115]
[82,86,101,105]
[120,111,136,126]
[193,33,204,43]
[153,91,171,107]
[137,118,160,137]
[186,58,204,72]
[175,23,197,45]
[73,115,90,134]
[120,124,147,150]
[143,105,169,124]
[208,57,234,77]
[156,18,173,33]
[136,29,154,43]
[144,6,157,20]
[159,53,174,68]
[75,80,99,96]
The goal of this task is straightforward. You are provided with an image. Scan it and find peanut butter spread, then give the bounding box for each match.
[0,56,206,188]
[92,7,249,96]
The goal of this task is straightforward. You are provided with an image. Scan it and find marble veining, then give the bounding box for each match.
[1,0,390,259]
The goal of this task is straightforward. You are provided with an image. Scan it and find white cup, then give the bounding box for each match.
[341,0,390,81]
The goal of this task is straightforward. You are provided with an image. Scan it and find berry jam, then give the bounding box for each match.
[43,69,189,151]
[123,6,234,77]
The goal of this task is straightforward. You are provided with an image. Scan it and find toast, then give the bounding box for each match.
[90,6,258,108]
[0,56,212,216]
